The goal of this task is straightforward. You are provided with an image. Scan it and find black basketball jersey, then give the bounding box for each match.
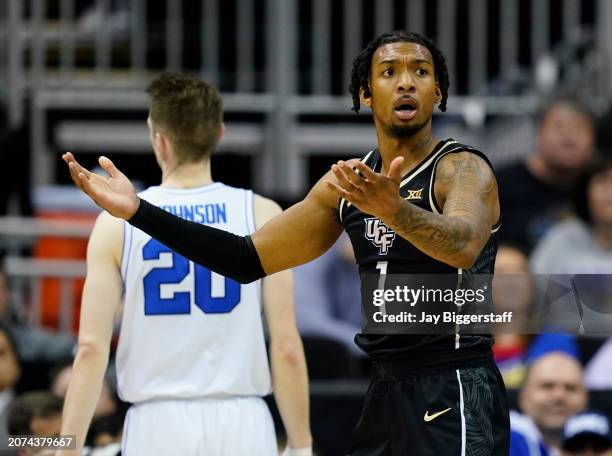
[340,138,501,367]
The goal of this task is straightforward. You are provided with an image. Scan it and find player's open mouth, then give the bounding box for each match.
[394,99,418,121]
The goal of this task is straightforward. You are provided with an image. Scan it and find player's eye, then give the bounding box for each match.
[416,68,428,76]
[382,68,394,77]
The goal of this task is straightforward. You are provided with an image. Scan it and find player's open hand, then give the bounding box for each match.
[325,157,405,221]
[62,152,140,220]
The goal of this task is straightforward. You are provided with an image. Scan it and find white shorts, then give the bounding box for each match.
[121,396,277,455]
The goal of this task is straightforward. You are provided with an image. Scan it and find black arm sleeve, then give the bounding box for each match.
[128,198,266,284]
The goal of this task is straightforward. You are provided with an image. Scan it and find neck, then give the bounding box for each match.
[161,160,213,189]
[375,120,437,175]
[527,155,579,187]
[593,222,612,249]
[539,428,562,451]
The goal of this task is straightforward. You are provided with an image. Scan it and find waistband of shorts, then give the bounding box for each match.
[371,353,495,380]
[131,394,263,407]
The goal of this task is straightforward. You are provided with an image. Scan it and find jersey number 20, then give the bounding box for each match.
[142,239,241,315]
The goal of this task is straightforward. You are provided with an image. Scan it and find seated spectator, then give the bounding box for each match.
[531,160,612,364]
[493,244,534,388]
[0,324,21,451]
[531,159,612,274]
[511,346,588,456]
[0,268,75,364]
[293,235,363,357]
[525,334,581,362]
[7,391,63,455]
[497,97,595,252]
[84,414,123,456]
[561,411,612,456]
[50,361,117,419]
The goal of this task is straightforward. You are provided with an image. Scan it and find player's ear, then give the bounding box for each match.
[434,82,442,104]
[360,86,372,108]
[154,132,163,151]
[156,132,171,160]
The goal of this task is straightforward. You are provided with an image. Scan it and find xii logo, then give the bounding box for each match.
[364,218,396,255]
[405,188,423,200]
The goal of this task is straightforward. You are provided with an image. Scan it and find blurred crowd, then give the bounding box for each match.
[1,95,612,455]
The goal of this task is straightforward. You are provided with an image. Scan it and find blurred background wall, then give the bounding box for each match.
[1,0,612,200]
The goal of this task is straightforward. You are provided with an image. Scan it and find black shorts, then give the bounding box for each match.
[348,360,510,456]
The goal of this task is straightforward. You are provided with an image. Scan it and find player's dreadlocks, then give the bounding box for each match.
[349,31,449,113]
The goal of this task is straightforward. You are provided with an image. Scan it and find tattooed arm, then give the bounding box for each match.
[326,152,499,269]
[391,152,499,268]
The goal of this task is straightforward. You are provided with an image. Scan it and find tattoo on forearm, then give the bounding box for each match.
[390,202,475,255]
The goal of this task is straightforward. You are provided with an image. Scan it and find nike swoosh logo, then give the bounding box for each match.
[424,407,452,422]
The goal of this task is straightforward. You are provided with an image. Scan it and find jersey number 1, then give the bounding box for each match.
[142,238,241,315]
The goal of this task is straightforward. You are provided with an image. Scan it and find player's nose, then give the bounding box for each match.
[396,69,415,93]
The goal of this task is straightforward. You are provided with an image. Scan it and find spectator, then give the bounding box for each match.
[0,324,21,449]
[531,159,612,274]
[0,268,75,364]
[293,235,363,357]
[531,160,612,361]
[84,414,123,456]
[497,97,595,252]
[50,362,117,419]
[0,108,32,218]
[7,391,62,455]
[561,412,612,456]
[492,244,534,388]
[511,349,588,455]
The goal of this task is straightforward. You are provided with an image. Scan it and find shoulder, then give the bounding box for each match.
[253,194,283,229]
[530,218,589,269]
[254,194,282,215]
[435,150,496,187]
[509,410,543,443]
[537,218,589,248]
[509,431,547,456]
[88,211,124,265]
[509,411,549,456]
[509,410,537,433]
[92,211,124,236]
[137,185,161,198]
[548,218,588,237]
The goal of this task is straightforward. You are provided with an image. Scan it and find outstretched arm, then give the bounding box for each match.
[326,152,498,269]
[255,196,312,455]
[63,153,343,282]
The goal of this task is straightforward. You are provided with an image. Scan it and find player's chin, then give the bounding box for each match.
[387,121,422,139]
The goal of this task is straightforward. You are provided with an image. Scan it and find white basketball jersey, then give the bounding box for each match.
[116,183,271,403]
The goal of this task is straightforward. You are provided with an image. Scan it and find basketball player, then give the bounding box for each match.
[64,32,509,455]
[57,73,312,455]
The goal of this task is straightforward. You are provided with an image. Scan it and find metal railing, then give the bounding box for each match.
[0,216,92,332]
[3,0,611,196]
